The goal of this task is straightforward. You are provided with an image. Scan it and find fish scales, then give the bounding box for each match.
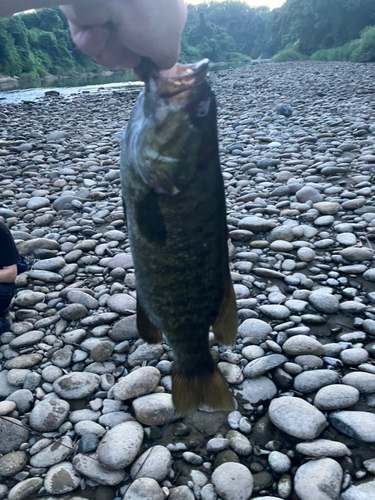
[121,59,238,413]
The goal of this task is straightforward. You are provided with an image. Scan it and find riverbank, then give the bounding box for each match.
[0,69,136,92]
[0,61,375,500]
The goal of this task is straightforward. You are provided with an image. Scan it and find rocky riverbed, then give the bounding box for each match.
[0,61,375,500]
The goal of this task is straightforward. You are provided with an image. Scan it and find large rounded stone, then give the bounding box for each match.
[107,294,136,314]
[314,385,360,410]
[73,453,125,485]
[233,377,277,405]
[282,335,324,356]
[296,440,350,458]
[30,436,73,468]
[0,417,29,454]
[237,319,272,344]
[113,366,161,401]
[124,478,164,500]
[130,445,172,481]
[14,291,45,307]
[259,305,291,320]
[293,370,339,394]
[309,291,340,314]
[97,421,144,470]
[340,246,373,262]
[59,303,88,320]
[294,458,343,500]
[132,394,176,425]
[53,373,100,399]
[110,315,139,341]
[239,217,277,233]
[7,478,43,500]
[212,462,253,500]
[269,396,327,440]
[329,411,375,442]
[44,462,81,495]
[67,289,99,309]
[0,451,27,476]
[29,399,70,432]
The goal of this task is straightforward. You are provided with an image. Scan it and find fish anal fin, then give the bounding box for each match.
[172,367,234,415]
[212,276,238,347]
[136,300,162,344]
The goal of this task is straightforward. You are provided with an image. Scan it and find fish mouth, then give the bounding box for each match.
[155,59,210,99]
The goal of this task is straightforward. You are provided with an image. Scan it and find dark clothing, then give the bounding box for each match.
[0,222,19,317]
[0,283,15,316]
[0,222,20,269]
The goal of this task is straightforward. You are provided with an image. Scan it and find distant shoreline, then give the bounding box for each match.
[0,69,127,92]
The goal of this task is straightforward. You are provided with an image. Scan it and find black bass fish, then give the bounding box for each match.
[121,59,237,414]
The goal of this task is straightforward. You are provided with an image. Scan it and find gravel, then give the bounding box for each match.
[1,60,375,499]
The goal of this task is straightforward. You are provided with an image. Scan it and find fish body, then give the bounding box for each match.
[121,59,237,413]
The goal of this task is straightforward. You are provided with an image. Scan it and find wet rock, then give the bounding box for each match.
[243,354,287,378]
[282,335,324,356]
[29,398,70,432]
[234,377,277,405]
[97,421,144,470]
[212,462,253,500]
[124,478,164,500]
[72,453,125,485]
[0,451,27,477]
[293,370,339,393]
[314,385,359,410]
[329,411,375,442]
[269,396,327,439]
[44,461,81,495]
[30,436,73,467]
[53,372,100,399]
[130,445,172,481]
[0,417,30,454]
[296,439,351,458]
[113,366,160,400]
[341,479,375,500]
[294,458,343,500]
[7,478,43,500]
[132,393,176,426]
[238,319,272,344]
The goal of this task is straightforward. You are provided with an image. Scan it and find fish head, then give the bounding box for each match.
[123,59,217,196]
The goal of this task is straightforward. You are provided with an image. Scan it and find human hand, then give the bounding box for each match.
[60,0,187,70]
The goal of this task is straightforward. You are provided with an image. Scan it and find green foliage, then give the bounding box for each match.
[272,0,375,56]
[0,8,104,78]
[183,13,237,62]
[350,25,375,62]
[271,48,307,62]
[0,1,374,80]
[183,1,275,59]
[310,43,354,61]
[310,25,375,62]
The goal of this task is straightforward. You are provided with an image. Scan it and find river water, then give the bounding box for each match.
[0,61,253,105]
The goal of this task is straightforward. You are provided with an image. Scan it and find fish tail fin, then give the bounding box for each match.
[172,366,234,415]
[212,276,238,347]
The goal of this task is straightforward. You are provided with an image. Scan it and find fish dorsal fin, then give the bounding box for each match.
[136,299,163,344]
[212,276,238,348]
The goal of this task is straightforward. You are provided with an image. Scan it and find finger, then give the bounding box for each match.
[95,33,141,68]
[68,22,110,59]
[111,0,187,69]
[60,3,112,26]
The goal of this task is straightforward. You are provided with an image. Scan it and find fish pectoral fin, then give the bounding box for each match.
[136,299,163,344]
[212,276,238,348]
[172,366,234,415]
